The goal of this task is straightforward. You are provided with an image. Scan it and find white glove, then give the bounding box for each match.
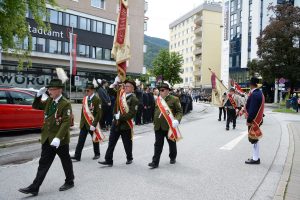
[90,125,96,131]
[109,84,115,88]
[37,87,47,97]
[50,137,60,148]
[114,76,120,84]
[114,111,120,120]
[172,120,179,128]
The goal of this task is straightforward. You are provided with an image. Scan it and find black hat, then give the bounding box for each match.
[85,81,95,90]
[250,77,259,86]
[158,83,170,90]
[46,79,64,88]
[124,79,137,90]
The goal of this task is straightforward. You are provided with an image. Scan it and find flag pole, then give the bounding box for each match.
[69,27,73,101]
[208,67,227,89]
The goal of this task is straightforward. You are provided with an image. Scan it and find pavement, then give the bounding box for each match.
[0,102,300,200]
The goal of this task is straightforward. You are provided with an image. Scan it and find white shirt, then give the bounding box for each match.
[54,94,62,104]
[89,93,95,100]
[126,93,132,98]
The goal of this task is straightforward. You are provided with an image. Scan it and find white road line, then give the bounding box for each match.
[220,131,248,151]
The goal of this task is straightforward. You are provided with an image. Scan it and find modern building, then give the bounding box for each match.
[222,0,299,88]
[169,1,222,90]
[0,0,145,96]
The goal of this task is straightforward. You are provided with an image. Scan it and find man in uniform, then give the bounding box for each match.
[98,78,139,166]
[19,79,74,196]
[71,81,102,161]
[148,83,183,169]
[218,92,227,121]
[245,77,265,164]
[224,87,239,130]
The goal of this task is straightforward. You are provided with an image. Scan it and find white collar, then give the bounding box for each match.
[126,93,132,98]
[89,93,95,100]
[250,88,258,94]
[54,94,62,104]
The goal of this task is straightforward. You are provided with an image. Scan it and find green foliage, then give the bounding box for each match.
[152,49,183,86]
[0,0,57,70]
[252,4,300,88]
[144,35,169,68]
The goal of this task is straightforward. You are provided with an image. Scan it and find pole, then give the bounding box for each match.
[69,27,73,101]
[274,79,278,104]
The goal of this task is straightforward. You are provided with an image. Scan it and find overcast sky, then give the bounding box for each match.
[144,0,205,41]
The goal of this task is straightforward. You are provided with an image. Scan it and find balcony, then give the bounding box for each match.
[193,48,202,55]
[193,38,202,46]
[194,16,203,25]
[193,59,201,66]
[194,27,202,35]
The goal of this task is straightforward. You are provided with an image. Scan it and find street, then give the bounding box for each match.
[0,103,297,200]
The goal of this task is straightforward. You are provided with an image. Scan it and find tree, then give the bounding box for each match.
[0,0,57,69]
[152,49,183,86]
[249,4,300,91]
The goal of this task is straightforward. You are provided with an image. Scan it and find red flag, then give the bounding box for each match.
[71,34,77,76]
[112,0,130,82]
[231,80,244,94]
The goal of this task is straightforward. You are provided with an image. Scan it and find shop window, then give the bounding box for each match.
[57,41,62,54]
[103,49,111,60]
[36,38,45,52]
[78,44,90,57]
[49,40,58,53]
[32,37,36,51]
[96,47,102,59]
[63,42,69,54]
[91,47,96,58]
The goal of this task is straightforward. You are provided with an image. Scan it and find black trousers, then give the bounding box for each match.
[104,124,132,163]
[135,104,143,125]
[226,109,236,128]
[31,140,74,189]
[152,129,177,165]
[143,107,149,123]
[100,105,109,129]
[219,107,226,120]
[74,126,100,159]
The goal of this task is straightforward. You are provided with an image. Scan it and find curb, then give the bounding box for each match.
[273,123,295,200]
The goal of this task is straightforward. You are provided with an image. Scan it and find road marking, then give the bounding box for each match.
[220,131,248,151]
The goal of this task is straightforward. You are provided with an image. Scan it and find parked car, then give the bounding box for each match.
[0,88,44,132]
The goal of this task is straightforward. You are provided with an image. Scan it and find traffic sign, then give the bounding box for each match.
[279,83,285,87]
[279,78,286,84]
[74,76,81,86]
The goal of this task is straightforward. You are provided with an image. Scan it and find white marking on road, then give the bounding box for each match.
[220,131,248,151]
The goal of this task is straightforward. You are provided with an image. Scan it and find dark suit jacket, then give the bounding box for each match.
[246,88,263,123]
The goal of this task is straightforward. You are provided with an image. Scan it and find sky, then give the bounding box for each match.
[145,0,205,41]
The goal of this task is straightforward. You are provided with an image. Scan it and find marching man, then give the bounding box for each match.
[71,81,104,161]
[98,77,139,166]
[148,82,183,169]
[245,77,265,164]
[224,87,239,131]
[19,78,74,196]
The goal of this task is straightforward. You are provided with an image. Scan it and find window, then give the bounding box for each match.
[111,25,115,36]
[91,0,105,9]
[63,42,69,54]
[49,40,58,53]
[230,0,235,12]
[36,38,45,52]
[78,44,89,57]
[80,17,87,30]
[70,15,77,28]
[32,37,36,51]
[64,13,70,26]
[9,91,34,105]
[104,49,111,60]
[230,28,234,39]
[185,78,188,83]
[97,21,103,33]
[237,0,241,9]
[91,20,97,32]
[105,23,112,35]
[58,12,63,25]
[57,41,62,54]
[91,47,96,58]
[49,10,58,24]
[236,26,240,37]
[96,47,102,59]
[0,91,8,104]
[229,56,233,68]
[23,37,29,50]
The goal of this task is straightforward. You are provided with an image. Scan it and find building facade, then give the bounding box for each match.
[222,0,299,88]
[169,1,222,89]
[0,0,145,95]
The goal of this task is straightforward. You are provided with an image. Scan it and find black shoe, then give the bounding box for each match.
[218,119,221,121]
[59,182,74,191]
[126,159,133,165]
[226,127,229,131]
[224,118,226,121]
[98,160,113,167]
[148,162,158,169]
[245,158,260,164]
[18,186,39,196]
[92,155,100,160]
[233,126,236,130]
[170,159,176,164]
[70,156,80,162]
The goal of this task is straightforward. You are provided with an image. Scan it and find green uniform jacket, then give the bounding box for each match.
[109,88,139,131]
[154,95,183,131]
[80,94,102,130]
[32,96,72,146]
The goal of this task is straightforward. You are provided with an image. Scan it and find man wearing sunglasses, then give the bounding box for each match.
[99,78,139,166]
[71,81,102,162]
[148,82,183,169]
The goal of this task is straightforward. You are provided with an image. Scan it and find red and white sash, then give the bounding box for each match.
[82,96,105,143]
[119,89,134,139]
[248,92,265,140]
[228,94,237,109]
[157,96,182,142]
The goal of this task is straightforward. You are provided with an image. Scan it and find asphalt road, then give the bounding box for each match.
[0,103,295,200]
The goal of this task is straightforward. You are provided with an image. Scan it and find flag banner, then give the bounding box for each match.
[112,0,130,82]
[210,70,227,107]
[71,33,77,76]
[231,80,244,94]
